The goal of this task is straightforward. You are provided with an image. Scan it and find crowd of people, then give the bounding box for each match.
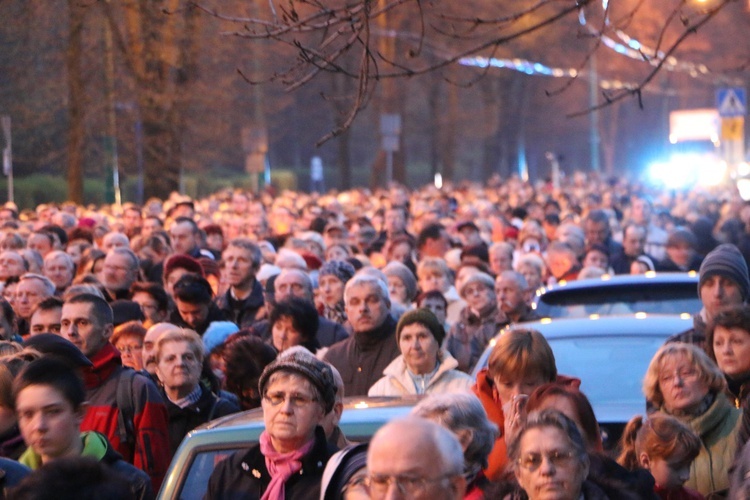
[0,173,749,498]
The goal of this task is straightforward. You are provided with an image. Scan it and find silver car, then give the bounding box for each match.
[157,397,417,500]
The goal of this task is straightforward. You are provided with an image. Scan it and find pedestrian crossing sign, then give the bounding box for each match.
[717,88,747,118]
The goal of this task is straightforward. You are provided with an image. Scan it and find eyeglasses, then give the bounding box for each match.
[364,473,454,497]
[116,344,142,354]
[263,392,318,408]
[659,367,699,386]
[518,450,577,471]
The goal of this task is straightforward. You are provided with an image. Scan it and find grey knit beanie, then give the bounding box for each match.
[382,261,418,302]
[698,243,750,300]
[319,260,356,285]
[258,350,337,413]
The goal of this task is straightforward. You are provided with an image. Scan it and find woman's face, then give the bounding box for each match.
[419,271,449,294]
[115,333,144,371]
[712,326,750,379]
[515,426,587,500]
[582,250,608,271]
[658,353,710,413]
[155,340,202,394]
[319,275,345,307]
[272,316,303,352]
[390,242,412,263]
[420,297,447,325]
[463,282,495,314]
[262,373,324,453]
[517,263,542,292]
[2,282,16,307]
[399,323,440,375]
[387,276,408,304]
[643,456,691,491]
[494,373,548,405]
[326,245,349,262]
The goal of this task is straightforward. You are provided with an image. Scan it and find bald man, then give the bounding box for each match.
[367,417,466,500]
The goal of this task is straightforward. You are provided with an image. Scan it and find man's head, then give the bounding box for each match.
[29,296,64,336]
[169,217,201,255]
[384,206,407,237]
[417,223,451,259]
[344,274,391,334]
[698,243,749,321]
[456,221,483,249]
[27,231,55,257]
[101,247,139,294]
[60,294,114,358]
[488,242,514,275]
[367,417,466,500]
[43,251,75,291]
[13,357,87,463]
[172,274,213,332]
[15,273,56,321]
[130,282,170,328]
[122,206,142,233]
[583,210,612,247]
[142,322,177,375]
[274,268,314,303]
[223,238,262,290]
[0,250,26,282]
[622,223,647,258]
[495,271,530,318]
[100,232,130,253]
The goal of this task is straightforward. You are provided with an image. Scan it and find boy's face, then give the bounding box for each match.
[16,385,83,463]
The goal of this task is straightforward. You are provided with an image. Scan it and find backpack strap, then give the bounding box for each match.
[116,368,137,449]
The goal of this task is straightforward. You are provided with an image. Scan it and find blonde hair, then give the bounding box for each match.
[416,257,451,282]
[642,342,726,408]
[155,327,204,364]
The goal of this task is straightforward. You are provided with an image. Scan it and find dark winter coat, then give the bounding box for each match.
[323,315,399,396]
[204,426,336,500]
[214,281,265,329]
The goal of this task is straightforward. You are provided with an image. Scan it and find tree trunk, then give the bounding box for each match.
[66,0,85,204]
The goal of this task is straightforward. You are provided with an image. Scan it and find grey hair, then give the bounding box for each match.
[44,250,75,271]
[507,409,589,474]
[107,246,139,271]
[412,393,498,470]
[497,270,529,291]
[226,238,262,268]
[489,242,514,259]
[343,273,390,304]
[19,273,56,296]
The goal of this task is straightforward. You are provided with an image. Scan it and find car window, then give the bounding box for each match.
[549,335,664,419]
[178,448,240,500]
[534,283,701,318]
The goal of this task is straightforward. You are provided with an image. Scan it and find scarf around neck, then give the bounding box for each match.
[259,430,315,500]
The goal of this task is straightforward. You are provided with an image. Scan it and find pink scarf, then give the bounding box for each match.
[259,431,315,500]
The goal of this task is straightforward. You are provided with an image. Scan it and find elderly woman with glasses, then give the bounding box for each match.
[644,342,747,497]
[205,351,338,499]
[507,409,603,500]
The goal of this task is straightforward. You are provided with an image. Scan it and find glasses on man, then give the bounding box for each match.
[263,392,317,408]
[364,473,454,497]
[517,450,577,471]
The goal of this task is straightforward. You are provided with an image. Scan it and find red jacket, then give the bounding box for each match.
[654,484,704,500]
[81,343,170,492]
[472,368,581,481]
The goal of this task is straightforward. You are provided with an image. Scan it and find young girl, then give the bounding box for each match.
[618,414,704,500]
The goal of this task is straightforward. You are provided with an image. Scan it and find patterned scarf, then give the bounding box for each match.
[323,301,348,325]
[259,431,315,500]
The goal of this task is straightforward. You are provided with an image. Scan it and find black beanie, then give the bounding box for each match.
[395,308,446,346]
[698,243,750,300]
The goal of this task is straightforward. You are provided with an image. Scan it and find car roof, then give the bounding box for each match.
[503,314,694,339]
[534,271,698,299]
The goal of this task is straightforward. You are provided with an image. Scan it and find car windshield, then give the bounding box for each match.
[534,282,701,318]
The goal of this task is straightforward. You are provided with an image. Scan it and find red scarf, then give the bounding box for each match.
[259,431,315,500]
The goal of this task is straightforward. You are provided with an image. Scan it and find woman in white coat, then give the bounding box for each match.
[368,308,473,396]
